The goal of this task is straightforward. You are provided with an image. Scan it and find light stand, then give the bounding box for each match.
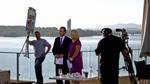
[16,7,36,81]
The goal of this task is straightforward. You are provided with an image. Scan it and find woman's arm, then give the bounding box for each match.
[70,45,81,61]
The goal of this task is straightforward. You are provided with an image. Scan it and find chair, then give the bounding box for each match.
[134,60,150,84]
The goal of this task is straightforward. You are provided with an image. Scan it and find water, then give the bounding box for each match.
[0,35,141,82]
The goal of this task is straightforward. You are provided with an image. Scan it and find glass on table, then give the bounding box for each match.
[59,69,63,77]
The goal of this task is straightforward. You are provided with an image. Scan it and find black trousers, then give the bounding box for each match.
[56,64,70,84]
[35,57,45,84]
[100,66,119,84]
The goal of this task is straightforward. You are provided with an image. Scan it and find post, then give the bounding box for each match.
[16,53,20,81]
[87,47,90,69]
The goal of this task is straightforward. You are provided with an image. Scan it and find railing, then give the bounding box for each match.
[0,49,141,82]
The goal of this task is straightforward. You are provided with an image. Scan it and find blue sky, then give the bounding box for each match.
[0,0,143,28]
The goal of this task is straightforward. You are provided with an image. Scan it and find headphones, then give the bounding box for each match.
[101,28,112,35]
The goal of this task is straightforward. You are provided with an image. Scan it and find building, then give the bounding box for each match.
[67,19,71,32]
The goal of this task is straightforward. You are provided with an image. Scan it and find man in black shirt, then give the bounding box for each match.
[95,28,129,84]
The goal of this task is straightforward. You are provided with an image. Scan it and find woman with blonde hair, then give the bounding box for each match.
[68,30,83,74]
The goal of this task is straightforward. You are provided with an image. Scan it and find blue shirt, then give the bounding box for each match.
[29,38,50,58]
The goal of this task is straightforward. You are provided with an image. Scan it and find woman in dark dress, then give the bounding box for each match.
[68,30,83,74]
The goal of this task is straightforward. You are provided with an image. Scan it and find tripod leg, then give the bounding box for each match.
[19,35,30,57]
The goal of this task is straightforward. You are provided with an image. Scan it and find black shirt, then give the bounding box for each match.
[96,35,126,68]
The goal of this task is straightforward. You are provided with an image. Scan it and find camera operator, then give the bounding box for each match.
[95,28,129,84]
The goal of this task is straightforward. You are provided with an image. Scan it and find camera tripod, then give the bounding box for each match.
[120,29,137,84]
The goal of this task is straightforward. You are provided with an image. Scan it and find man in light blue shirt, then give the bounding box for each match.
[29,31,51,84]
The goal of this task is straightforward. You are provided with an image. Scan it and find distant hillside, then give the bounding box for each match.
[0,26,101,37]
[0,23,141,37]
[103,23,141,34]
[104,23,141,29]
[0,26,58,37]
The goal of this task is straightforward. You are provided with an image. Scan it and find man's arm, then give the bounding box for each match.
[95,41,102,56]
[45,44,51,55]
[52,38,57,55]
[28,40,34,45]
[52,38,60,58]
[42,39,51,56]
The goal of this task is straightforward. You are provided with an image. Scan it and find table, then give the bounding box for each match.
[49,75,96,84]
